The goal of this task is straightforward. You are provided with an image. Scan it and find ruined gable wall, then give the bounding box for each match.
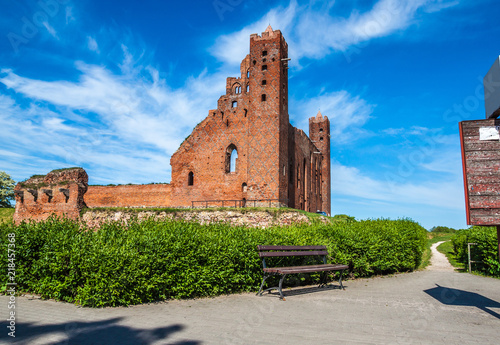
[169,56,252,207]
[84,184,172,208]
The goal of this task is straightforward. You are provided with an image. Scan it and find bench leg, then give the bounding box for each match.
[318,271,328,288]
[278,274,287,300]
[338,270,345,290]
[257,274,270,296]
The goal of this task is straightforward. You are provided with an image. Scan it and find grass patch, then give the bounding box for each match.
[0,208,14,224]
[437,241,465,270]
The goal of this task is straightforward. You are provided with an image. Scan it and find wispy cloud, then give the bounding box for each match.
[210,0,459,66]
[0,42,229,183]
[291,90,374,144]
[87,36,99,53]
[332,159,464,211]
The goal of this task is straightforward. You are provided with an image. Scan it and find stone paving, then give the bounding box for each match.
[1,262,499,344]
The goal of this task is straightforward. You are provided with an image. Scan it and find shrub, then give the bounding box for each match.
[0,216,427,307]
[430,226,456,233]
[451,226,500,277]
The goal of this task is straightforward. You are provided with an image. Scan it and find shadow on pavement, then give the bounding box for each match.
[260,283,345,299]
[424,284,500,320]
[12,317,200,344]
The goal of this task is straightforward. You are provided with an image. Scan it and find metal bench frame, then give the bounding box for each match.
[256,245,348,300]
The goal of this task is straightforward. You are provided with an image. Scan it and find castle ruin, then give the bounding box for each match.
[14,26,331,223]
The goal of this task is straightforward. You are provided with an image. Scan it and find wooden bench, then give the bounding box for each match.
[257,245,348,300]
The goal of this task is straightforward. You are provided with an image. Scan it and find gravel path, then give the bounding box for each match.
[428,241,455,271]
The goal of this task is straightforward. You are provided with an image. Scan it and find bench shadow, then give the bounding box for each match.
[261,283,346,299]
[13,317,200,345]
[424,284,500,320]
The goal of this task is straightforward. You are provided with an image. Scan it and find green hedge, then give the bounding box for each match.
[451,226,500,277]
[0,217,426,307]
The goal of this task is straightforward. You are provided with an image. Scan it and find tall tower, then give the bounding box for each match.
[309,111,331,214]
[247,26,289,203]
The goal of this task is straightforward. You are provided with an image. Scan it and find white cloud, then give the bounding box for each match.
[0,42,232,184]
[210,0,458,66]
[87,36,99,53]
[209,0,298,65]
[332,160,464,211]
[42,21,58,39]
[291,90,374,144]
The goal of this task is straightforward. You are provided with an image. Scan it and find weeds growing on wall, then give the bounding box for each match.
[0,217,426,307]
[451,226,500,277]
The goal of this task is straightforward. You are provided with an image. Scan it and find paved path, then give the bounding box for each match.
[428,241,455,272]
[1,268,500,344]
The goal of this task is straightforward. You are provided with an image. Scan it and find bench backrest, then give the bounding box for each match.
[257,245,328,267]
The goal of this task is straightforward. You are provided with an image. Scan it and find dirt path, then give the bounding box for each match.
[428,241,455,271]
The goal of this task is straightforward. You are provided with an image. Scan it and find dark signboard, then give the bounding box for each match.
[460,118,500,225]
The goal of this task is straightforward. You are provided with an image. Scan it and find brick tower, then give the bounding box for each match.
[247,26,289,202]
[309,111,331,215]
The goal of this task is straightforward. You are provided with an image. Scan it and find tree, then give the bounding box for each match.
[0,171,15,208]
[429,226,456,233]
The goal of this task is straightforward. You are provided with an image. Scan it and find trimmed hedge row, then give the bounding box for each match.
[0,217,426,307]
[451,226,500,277]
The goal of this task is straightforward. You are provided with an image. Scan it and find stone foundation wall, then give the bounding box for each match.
[81,209,327,228]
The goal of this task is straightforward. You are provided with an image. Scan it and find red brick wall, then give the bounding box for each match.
[288,126,325,213]
[13,168,88,224]
[84,184,172,208]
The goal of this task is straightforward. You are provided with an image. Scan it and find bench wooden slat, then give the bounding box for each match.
[264,264,348,274]
[257,245,327,251]
[258,250,328,258]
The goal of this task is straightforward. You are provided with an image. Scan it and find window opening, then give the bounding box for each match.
[226,144,238,173]
[232,101,237,108]
[297,164,300,189]
[261,94,266,102]
[262,50,267,56]
[242,183,248,192]
[246,84,249,92]
[262,80,267,85]
[188,172,194,186]
[262,65,267,71]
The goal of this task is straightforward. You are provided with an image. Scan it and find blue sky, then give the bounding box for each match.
[1,0,499,230]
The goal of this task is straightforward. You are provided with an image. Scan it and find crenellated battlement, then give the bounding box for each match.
[13,168,88,224]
